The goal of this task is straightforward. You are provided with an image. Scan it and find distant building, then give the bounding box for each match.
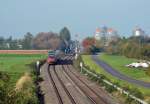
[94,26,119,46]
[18,44,22,49]
[133,26,145,37]
[94,28,101,40]
[6,43,10,48]
[107,28,118,41]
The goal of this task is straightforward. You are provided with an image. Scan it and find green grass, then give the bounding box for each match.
[82,55,150,97]
[0,54,47,84]
[100,53,150,82]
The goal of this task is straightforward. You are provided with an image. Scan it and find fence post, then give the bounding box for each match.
[36,61,40,75]
[80,62,83,73]
[82,66,148,104]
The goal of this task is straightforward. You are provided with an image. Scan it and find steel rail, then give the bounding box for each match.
[68,65,108,104]
[47,65,63,104]
[62,65,100,104]
[54,66,77,104]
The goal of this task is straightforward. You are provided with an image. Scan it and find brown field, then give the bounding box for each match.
[0,50,48,54]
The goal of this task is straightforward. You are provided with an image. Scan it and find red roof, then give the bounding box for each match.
[96,28,101,32]
[108,28,113,32]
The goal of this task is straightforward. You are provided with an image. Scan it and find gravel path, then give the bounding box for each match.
[40,64,59,104]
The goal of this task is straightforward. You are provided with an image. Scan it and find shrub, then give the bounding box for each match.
[122,85,130,92]
[7,73,38,104]
[146,67,150,77]
[0,72,10,104]
[104,84,116,93]
[129,88,144,99]
[125,96,133,104]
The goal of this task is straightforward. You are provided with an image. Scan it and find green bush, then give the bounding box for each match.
[104,83,116,93]
[129,88,144,99]
[0,72,10,104]
[125,96,134,104]
[0,71,39,104]
[146,67,150,77]
[8,73,38,104]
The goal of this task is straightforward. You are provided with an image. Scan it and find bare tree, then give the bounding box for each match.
[32,32,60,50]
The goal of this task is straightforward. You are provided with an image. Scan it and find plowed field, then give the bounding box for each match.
[0,50,48,54]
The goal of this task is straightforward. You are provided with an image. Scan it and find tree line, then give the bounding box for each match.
[105,36,150,60]
[0,27,72,51]
[82,35,150,60]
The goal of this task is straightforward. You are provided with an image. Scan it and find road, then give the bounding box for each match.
[39,55,120,104]
[92,55,150,88]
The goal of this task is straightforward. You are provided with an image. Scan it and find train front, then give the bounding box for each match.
[47,50,57,64]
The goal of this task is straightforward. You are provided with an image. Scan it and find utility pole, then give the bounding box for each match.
[75,34,80,60]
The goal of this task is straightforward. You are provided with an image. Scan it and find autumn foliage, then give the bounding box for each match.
[82,37,96,53]
[82,37,95,48]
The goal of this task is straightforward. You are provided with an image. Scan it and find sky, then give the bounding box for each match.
[0,0,150,40]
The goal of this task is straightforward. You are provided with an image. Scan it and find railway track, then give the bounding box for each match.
[67,65,118,104]
[68,65,117,104]
[47,65,63,104]
[62,65,107,104]
[48,65,77,104]
[56,65,93,104]
[46,64,108,104]
[54,66,77,104]
[41,55,118,104]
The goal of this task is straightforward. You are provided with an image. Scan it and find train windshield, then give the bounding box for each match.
[48,50,55,57]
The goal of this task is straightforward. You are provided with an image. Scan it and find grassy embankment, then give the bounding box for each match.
[0,54,46,85]
[82,54,150,97]
[100,53,150,82]
[0,54,47,103]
